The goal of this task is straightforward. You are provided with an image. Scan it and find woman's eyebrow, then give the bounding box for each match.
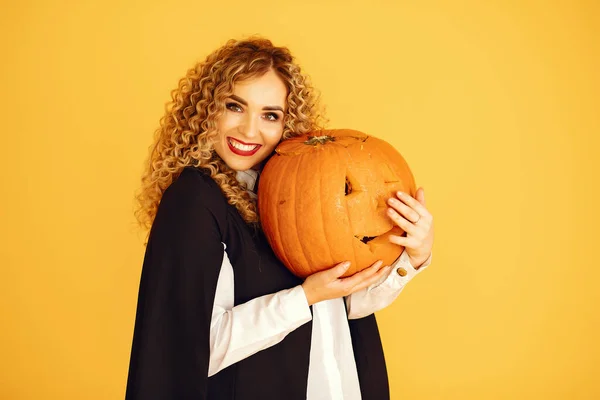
[230,95,284,112]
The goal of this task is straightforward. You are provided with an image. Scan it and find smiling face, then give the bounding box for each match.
[213,69,288,171]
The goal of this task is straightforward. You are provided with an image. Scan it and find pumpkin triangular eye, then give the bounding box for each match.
[345,177,353,195]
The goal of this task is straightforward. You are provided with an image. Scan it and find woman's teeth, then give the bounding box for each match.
[229,138,259,151]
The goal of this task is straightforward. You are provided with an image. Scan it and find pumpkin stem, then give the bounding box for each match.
[304,135,335,146]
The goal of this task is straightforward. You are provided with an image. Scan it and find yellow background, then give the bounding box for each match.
[1,0,598,398]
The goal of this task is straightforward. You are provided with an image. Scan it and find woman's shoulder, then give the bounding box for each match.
[148,167,229,247]
[160,166,227,215]
[172,166,220,191]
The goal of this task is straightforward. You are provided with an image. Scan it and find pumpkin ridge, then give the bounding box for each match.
[342,151,360,269]
[270,158,293,271]
[318,155,335,270]
[291,153,313,275]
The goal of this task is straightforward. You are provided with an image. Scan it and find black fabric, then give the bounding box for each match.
[125,166,390,399]
[349,315,390,399]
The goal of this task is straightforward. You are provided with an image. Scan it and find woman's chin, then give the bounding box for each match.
[224,156,260,172]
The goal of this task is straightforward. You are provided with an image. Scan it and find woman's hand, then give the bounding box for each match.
[386,187,434,269]
[301,260,390,306]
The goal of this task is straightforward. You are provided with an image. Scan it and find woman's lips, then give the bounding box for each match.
[227,137,262,156]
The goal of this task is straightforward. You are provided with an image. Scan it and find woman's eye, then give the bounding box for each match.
[264,113,279,122]
[226,102,243,112]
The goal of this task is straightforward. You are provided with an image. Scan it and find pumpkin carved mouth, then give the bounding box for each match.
[354,227,404,251]
[357,235,377,244]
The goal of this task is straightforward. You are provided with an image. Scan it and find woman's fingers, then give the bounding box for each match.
[348,265,392,293]
[388,234,417,249]
[387,196,420,224]
[302,259,393,305]
[387,207,416,235]
[396,190,428,216]
[328,261,351,279]
[340,260,387,294]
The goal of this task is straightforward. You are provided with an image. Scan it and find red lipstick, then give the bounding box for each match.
[227,137,262,156]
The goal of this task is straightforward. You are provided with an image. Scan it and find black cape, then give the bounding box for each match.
[125,167,390,399]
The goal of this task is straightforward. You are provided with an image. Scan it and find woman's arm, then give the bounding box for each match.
[208,245,390,375]
[344,250,432,319]
[208,247,312,376]
[126,172,233,399]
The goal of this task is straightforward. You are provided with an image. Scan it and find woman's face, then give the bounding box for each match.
[213,69,287,171]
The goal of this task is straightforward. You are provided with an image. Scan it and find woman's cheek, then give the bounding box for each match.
[265,124,284,145]
[219,112,241,130]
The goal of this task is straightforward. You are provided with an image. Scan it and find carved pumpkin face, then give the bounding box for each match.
[258,129,416,278]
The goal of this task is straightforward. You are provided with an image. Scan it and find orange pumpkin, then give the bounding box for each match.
[257,129,416,278]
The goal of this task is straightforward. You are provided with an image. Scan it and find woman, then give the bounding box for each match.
[126,37,434,400]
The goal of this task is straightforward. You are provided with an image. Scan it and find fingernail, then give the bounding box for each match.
[397,191,405,196]
[342,261,351,269]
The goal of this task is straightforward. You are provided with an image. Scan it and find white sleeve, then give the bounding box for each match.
[345,250,432,320]
[208,244,313,377]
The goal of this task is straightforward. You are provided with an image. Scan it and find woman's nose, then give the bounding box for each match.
[239,114,260,139]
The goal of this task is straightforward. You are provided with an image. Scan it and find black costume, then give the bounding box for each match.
[125,167,389,399]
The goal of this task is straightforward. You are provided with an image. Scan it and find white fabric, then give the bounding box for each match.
[206,169,431,399]
[208,246,313,376]
[345,250,431,319]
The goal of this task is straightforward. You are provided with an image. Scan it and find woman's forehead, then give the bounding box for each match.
[232,70,287,109]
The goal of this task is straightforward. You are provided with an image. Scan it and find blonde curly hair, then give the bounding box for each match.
[135,37,325,232]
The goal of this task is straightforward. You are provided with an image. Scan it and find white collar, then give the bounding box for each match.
[235,169,259,197]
